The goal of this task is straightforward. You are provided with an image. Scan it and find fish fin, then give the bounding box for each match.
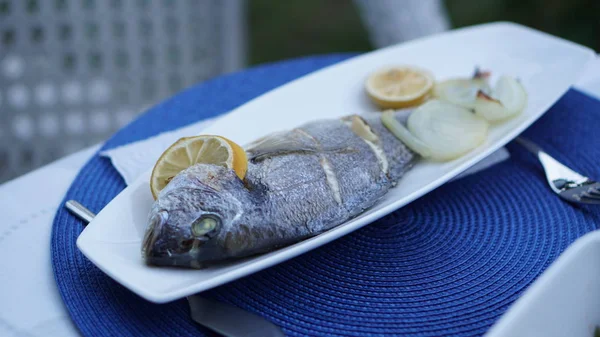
[246,129,352,161]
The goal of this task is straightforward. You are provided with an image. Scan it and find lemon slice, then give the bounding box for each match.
[366,66,434,108]
[150,135,247,199]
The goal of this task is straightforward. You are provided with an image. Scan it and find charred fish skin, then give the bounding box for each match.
[143,112,415,268]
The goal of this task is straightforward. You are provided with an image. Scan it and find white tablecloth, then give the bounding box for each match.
[1,56,599,337]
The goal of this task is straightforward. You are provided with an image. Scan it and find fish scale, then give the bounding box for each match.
[300,119,389,214]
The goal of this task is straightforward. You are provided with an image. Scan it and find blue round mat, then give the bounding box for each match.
[52,54,600,336]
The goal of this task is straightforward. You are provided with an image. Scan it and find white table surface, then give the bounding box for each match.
[1,56,599,337]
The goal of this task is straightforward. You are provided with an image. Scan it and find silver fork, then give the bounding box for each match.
[65,200,285,337]
[516,137,600,205]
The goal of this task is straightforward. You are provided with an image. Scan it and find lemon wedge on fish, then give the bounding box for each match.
[365,66,434,108]
[150,135,247,199]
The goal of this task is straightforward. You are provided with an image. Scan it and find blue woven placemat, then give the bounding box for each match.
[52,53,600,337]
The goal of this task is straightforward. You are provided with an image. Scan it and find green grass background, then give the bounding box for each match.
[248,0,599,65]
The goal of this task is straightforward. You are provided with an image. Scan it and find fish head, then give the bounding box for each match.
[142,164,250,268]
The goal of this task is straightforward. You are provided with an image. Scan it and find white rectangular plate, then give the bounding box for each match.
[77,22,595,303]
[486,230,600,337]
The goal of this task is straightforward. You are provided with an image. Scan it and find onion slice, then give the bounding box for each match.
[495,76,527,113]
[474,76,527,123]
[473,91,510,122]
[433,78,490,110]
[381,110,433,158]
[383,100,489,161]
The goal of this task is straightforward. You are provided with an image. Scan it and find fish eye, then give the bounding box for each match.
[191,215,220,237]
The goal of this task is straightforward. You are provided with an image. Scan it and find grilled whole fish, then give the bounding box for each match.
[142,112,415,268]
